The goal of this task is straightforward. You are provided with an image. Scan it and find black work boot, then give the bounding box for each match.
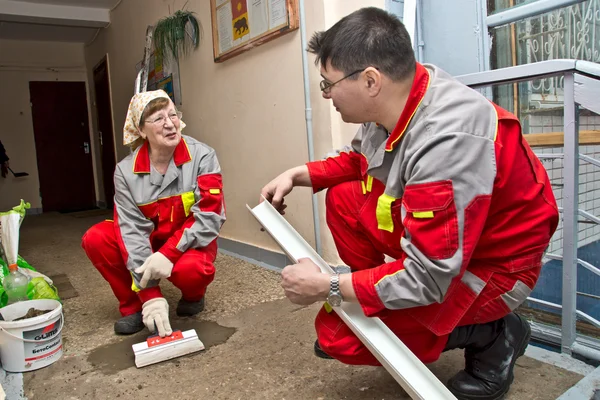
[445,313,531,400]
[114,312,144,335]
[313,340,334,359]
[176,297,205,317]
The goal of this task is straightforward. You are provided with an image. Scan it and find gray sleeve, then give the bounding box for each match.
[113,166,157,289]
[174,149,226,252]
[375,133,496,309]
[323,124,364,158]
[351,124,366,153]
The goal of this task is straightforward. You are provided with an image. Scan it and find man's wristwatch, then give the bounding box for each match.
[327,266,351,307]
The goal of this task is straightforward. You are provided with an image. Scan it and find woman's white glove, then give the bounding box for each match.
[142,298,172,337]
[135,252,174,288]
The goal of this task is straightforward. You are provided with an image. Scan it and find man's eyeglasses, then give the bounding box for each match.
[320,69,364,94]
[145,111,182,125]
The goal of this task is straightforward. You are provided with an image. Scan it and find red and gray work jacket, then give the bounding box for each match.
[113,135,225,298]
[307,63,559,335]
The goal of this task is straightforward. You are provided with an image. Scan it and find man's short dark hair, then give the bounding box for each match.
[307,7,416,82]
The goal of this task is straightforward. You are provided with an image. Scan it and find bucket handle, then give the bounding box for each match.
[0,312,64,343]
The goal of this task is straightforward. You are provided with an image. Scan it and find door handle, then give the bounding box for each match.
[99,131,103,146]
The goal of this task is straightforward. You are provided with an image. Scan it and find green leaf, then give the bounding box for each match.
[153,10,201,62]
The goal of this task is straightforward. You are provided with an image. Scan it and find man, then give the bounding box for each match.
[260,7,558,400]
[0,140,9,178]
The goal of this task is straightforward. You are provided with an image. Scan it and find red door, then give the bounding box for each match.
[93,57,117,209]
[29,81,96,213]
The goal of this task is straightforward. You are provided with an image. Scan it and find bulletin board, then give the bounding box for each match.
[210,0,299,62]
[135,51,182,105]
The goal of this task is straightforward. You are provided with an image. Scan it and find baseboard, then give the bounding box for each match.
[217,237,290,272]
[25,207,43,215]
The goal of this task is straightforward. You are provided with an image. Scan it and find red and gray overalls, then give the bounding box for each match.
[307,63,559,365]
[82,135,225,315]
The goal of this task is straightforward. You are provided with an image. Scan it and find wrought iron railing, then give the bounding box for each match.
[457,59,600,362]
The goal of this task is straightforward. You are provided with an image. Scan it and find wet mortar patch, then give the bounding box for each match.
[86,320,236,375]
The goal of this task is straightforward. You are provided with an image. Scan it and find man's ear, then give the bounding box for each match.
[364,67,382,97]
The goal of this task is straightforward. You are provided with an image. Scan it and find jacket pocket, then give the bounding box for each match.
[402,180,458,260]
[197,173,224,215]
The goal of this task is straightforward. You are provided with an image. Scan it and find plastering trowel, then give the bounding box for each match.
[132,327,204,368]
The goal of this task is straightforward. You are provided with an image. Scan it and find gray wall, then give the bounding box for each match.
[386,0,405,19]
[419,0,489,75]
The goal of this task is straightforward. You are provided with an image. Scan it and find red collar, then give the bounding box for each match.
[133,137,192,174]
[385,62,430,151]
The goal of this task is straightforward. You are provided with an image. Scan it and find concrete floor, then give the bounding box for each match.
[0,212,589,399]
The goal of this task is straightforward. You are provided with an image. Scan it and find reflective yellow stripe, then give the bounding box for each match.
[209,188,221,195]
[376,269,406,286]
[376,193,396,232]
[361,181,367,195]
[130,272,140,293]
[413,211,434,218]
[181,191,195,217]
[324,302,333,313]
[170,206,174,222]
[493,106,499,141]
[366,175,373,192]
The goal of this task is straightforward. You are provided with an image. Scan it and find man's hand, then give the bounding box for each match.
[260,170,293,214]
[281,258,330,305]
[135,252,174,288]
[260,165,312,214]
[142,297,172,337]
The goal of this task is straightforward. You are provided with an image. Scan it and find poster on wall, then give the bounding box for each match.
[210,0,299,62]
[135,51,182,105]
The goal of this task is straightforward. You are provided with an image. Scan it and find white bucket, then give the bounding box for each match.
[0,299,63,372]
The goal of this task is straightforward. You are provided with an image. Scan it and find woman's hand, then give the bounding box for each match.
[135,252,174,288]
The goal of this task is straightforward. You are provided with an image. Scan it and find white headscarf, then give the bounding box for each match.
[122,89,186,145]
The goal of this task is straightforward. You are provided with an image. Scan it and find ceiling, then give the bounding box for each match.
[14,0,120,8]
[0,0,121,43]
[0,20,99,42]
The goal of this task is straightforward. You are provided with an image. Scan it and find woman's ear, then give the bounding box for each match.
[137,128,147,140]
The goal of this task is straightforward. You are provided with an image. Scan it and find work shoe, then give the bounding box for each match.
[314,340,334,359]
[445,313,531,400]
[114,312,144,335]
[176,297,205,317]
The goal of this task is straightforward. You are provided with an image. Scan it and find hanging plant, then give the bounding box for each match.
[153,8,201,62]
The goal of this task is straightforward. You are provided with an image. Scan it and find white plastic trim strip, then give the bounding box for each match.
[247,200,456,400]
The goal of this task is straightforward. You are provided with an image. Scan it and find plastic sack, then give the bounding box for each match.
[0,201,61,307]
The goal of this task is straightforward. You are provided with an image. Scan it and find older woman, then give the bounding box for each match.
[82,90,225,337]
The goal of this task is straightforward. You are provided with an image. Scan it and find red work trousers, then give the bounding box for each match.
[317,180,539,366]
[82,221,217,317]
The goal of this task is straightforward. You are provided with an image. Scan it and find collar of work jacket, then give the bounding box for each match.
[385,62,431,152]
[133,137,192,174]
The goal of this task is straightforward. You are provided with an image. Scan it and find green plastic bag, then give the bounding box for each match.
[0,200,61,307]
[27,277,60,302]
[0,257,60,307]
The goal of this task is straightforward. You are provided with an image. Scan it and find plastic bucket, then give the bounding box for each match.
[0,299,63,372]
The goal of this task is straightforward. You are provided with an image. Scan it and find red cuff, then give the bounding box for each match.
[158,245,183,264]
[352,268,386,316]
[138,286,163,303]
[306,161,329,193]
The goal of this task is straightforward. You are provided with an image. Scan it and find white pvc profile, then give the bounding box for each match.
[247,200,456,400]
